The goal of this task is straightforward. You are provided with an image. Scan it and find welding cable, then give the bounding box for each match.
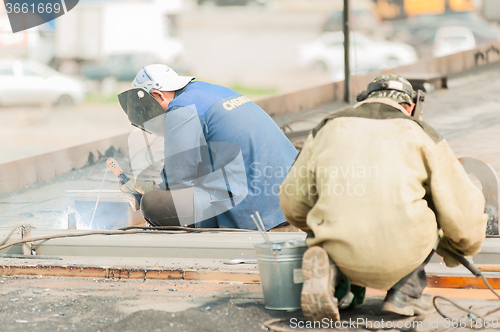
[118,225,251,232]
[432,249,500,326]
[0,228,249,252]
[481,274,500,300]
[482,274,500,316]
[433,296,483,322]
[0,222,23,246]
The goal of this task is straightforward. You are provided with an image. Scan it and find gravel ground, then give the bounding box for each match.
[0,276,284,332]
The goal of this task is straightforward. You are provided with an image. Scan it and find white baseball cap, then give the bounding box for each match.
[132,64,195,93]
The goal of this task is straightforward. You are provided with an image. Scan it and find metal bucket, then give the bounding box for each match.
[254,238,308,310]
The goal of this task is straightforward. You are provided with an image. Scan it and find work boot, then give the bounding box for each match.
[381,290,435,316]
[300,246,340,322]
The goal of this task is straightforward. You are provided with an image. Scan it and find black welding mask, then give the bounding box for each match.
[118,88,166,135]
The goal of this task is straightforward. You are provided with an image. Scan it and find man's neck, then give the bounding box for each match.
[354,97,411,115]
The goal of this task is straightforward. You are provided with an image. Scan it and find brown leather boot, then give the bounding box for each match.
[300,246,340,322]
[381,290,435,316]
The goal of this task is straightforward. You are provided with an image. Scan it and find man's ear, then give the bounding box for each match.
[406,103,416,116]
[151,90,165,101]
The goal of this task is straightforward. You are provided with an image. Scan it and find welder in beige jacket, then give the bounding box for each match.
[279,74,487,321]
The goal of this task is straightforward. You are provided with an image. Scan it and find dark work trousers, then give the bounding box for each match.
[140,189,217,228]
[140,189,288,229]
[389,250,435,298]
[140,190,181,227]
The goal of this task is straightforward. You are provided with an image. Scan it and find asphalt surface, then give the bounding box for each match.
[0,276,268,332]
[2,276,500,331]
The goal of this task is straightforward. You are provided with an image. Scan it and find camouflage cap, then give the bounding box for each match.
[366,74,415,105]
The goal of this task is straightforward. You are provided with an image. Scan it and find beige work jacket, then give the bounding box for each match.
[279,98,487,290]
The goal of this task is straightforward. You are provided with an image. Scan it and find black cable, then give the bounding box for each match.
[0,228,247,252]
[433,248,500,326]
[0,223,22,246]
[433,295,482,321]
[481,275,500,301]
[118,225,251,232]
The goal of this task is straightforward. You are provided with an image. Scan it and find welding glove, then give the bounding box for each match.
[119,178,155,211]
[435,236,465,268]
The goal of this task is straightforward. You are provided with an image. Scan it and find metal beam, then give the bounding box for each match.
[0,258,499,288]
[0,229,306,259]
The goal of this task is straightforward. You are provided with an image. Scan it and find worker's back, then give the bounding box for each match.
[165,81,298,229]
[280,98,487,290]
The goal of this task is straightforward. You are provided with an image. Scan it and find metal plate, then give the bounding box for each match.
[459,157,499,235]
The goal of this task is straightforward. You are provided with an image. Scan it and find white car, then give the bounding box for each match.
[0,59,86,106]
[433,26,477,58]
[299,31,419,81]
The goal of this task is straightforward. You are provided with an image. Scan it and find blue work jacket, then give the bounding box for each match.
[160,81,297,230]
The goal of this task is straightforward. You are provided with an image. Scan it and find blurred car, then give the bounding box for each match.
[0,59,86,106]
[82,52,189,96]
[388,11,499,58]
[81,41,187,81]
[298,31,418,80]
[82,53,163,82]
[433,26,476,57]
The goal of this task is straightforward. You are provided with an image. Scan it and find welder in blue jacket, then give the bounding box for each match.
[117,64,297,230]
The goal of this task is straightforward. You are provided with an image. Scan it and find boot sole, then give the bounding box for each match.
[381,301,415,316]
[301,246,339,321]
[381,295,436,317]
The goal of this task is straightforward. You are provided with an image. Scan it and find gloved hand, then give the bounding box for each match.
[435,236,465,268]
[119,178,155,211]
